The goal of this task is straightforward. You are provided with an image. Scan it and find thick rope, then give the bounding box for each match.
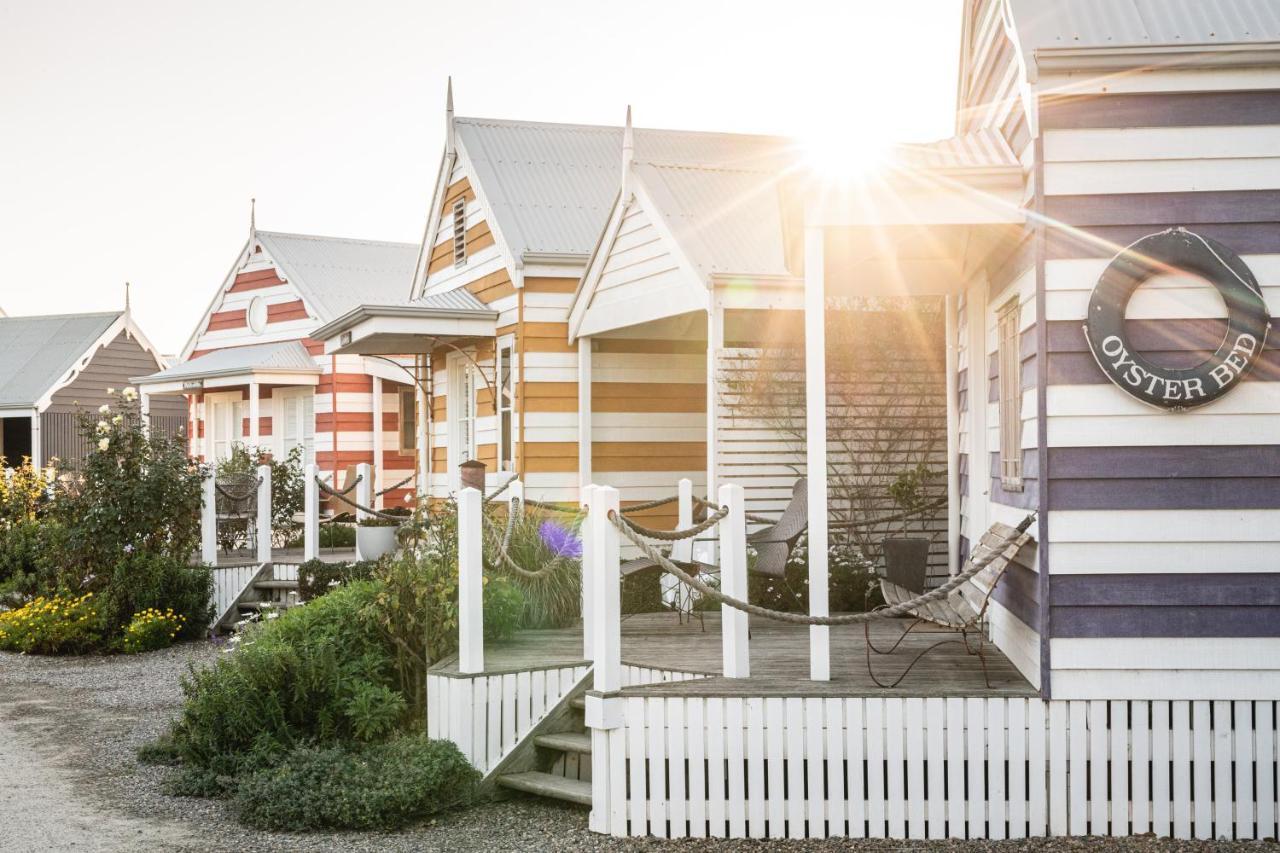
[610,510,1034,626]
[619,494,680,513]
[522,496,583,514]
[314,476,410,523]
[694,494,948,531]
[620,504,729,541]
[480,501,568,580]
[485,476,517,503]
[375,472,415,497]
[214,476,262,502]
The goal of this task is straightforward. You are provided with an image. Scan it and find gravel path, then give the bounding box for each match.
[0,643,1272,852]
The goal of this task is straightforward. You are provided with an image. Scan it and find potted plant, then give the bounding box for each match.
[881,463,938,594]
[356,507,411,561]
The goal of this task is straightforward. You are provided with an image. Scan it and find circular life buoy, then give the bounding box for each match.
[1084,228,1271,411]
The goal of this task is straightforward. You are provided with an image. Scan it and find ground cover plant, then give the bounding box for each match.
[0,389,213,654]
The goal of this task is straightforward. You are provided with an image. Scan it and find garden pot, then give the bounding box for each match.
[882,537,931,594]
[356,524,401,561]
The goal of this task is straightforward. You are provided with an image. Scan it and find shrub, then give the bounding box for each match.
[297,558,378,602]
[0,518,65,603]
[0,592,101,654]
[0,457,51,523]
[97,553,213,642]
[168,581,399,770]
[493,510,582,629]
[121,607,187,654]
[358,507,411,528]
[232,735,477,831]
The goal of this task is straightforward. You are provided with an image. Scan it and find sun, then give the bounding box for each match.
[799,121,893,182]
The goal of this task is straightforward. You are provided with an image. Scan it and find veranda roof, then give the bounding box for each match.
[0,311,120,409]
[133,340,320,391]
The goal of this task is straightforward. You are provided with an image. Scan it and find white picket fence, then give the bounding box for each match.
[210,565,260,627]
[587,695,1278,840]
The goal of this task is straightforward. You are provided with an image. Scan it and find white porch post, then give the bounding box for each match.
[416,356,429,498]
[705,301,722,500]
[140,390,152,436]
[202,396,213,463]
[248,381,260,449]
[303,462,319,561]
[577,337,592,491]
[589,485,621,693]
[354,461,372,559]
[945,294,961,574]
[803,225,830,681]
[256,463,272,564]
[719,482,749,678]
[457,486,484,673]
[201,474,217,565]
[968,276,991,538]
[29,410,41,470]
[372,376,383,509]
[579,484,596,660]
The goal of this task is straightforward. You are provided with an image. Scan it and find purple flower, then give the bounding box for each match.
[123,544,134,554]
[538,520,582,559]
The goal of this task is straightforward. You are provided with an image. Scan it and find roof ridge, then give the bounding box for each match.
[635,159,791,175]
[455,114,793,144]
[0,310,123,323]
[255,230,416,250]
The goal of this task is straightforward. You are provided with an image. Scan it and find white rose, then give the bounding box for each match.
[112,415,123,425]
[106,387,115,395]
[98,404,110,415]
[122,387,138,401]
[96,421,110,434]
[97,437,110,451]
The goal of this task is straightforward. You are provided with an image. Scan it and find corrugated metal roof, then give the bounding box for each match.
[416,287,490,312]
[255,231,418,322]
[1007,0,1280,53]
[891,129,1020,171]
[453,117,796,259]
[634,162,794,278]
[0,312,120,408]
[136,340,319,384]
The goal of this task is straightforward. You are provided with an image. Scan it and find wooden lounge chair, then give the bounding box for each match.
[866,515,1037,688]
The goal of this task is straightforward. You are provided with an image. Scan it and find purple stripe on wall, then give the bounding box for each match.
[1046,189,1280,228]
[1041,91,1280,130]
[959,533,1041,631]
[1048,445,1280,480]
[1045,320,1280,384]
[1048,223,1280,260]
[1052,606,1280,638]
[1049,476,1280,510]
[1049,350,1280,384]
[1052,572,1280,607]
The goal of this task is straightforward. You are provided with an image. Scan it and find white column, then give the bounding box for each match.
[968,276,991,538]
[705,302,723,500]
[945,294,961,575]
[304,462,319,561]
[803,225,830,681]
[372,376,383,509]
[589,485,621,693]
[354,461,372,560]
[719,482,749,678]
[201,474,217,565]
[577,337,592,491]
[416,357,430,499]
[29,410,41,470]
[665,478,694,606]
[457,486,484,674]
[202,396,213,463]
[579,483,596,660]
[256,463,272,564]
[140,391,152,436]
[248,381,260,449]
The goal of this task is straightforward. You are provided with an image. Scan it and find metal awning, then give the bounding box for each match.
[132,340,321,395]
[313,289,499,356]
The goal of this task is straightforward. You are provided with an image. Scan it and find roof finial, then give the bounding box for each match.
[621,105,634,194]
[124,281,131,315]
[249,196,256,237]
[445,76,456,156]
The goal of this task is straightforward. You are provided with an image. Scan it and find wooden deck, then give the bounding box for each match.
[212,547,356,567]
[440,612,1036,699]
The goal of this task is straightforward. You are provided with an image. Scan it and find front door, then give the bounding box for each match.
[275,388,315,466]
[206,392,244,462]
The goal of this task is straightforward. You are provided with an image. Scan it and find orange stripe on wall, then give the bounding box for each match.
[206,309,245,332]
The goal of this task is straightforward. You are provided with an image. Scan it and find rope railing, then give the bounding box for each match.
[214,476,262,503]
[314,476,410,524]
[609,509,1035,627]
[480,495,575,579]
[375,472,415,497]
[693,494,949,531]
[620,504,728,541]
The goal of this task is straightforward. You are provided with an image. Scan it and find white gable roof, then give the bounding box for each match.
[255,231,418,322]
[452,117,794,262]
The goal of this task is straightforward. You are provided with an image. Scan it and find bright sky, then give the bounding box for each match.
[0,0,962,353]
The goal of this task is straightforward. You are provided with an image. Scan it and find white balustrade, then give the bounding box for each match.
[457,486,484,674]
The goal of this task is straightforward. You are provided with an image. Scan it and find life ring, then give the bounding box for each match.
[1084,228,1271,411]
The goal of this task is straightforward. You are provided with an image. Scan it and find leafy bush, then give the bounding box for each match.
[0,592,101,654]
[0,518,65,604]
[232,735,477,831]
[286,523,356,550]
[694,535,882,614]
[121,607,187,654]
[168,581,399,772]
[0,457,51,523]
[358,507,411,528]
[297,558,378,602]
[97,553,212,643]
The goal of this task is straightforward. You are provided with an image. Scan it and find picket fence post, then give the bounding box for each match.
[256,463,272,564]
[719,482,749,677]
[201,473,217,565]
[580,484,597,660]
[590,485,621,692]
[303,463,319,561]
[457,486,484,674]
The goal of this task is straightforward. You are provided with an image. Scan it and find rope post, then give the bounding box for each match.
[457,486,484,674]
[354,462,372,560]
[719,483,750,678]
[201,474,217,565]
[256,464,272,564]
[304,464,319,562]
[580,484,596,660]
[590,485,621,693]
[665,478,694,607]
[507,477,524,522]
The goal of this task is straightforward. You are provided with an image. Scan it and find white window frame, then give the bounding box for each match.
[451,198,467,268]
[205,391,245,463]
[997,298,1023,492]
[496,335,516,473]
[273,387,315,467]
[447,352,477,490]
[398,387,416,455]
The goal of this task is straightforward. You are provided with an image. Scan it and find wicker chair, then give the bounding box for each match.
[214,472,259,555]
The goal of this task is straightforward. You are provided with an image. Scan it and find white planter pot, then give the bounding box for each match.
[356,525,400,561]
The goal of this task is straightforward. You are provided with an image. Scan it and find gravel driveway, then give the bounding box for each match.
[0,643,1271,852]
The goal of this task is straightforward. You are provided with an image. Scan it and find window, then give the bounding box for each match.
[997,299,1023,491]
[246,296,268,334]
[448,355,477,475]
[452,198,467,267]
[398,388,417,455]
[276,389,314,466]
[497,338,515,472]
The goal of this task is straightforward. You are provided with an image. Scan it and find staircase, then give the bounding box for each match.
[216,563,302,630]
[494,695,593,807]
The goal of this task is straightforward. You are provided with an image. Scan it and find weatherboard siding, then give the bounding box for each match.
[1037,88,1280,698]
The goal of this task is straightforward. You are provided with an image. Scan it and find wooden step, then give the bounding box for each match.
[496,771,591,806]
[254,579,298,590]
[237,600,291,611]
[569,696,586,711]
[534,731,591,755]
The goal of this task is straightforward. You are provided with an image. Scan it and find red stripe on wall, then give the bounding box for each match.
[206,309,246,331]
[229,268,286,292]
[268,300,310,323]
